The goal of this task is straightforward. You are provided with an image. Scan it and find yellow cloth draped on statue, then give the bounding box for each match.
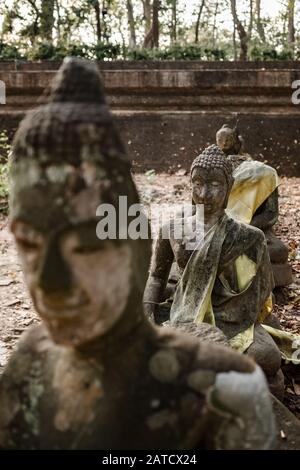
[170,214,272,353]
[170,161,299,364]
[225,160,299,364]
[226,160,279,224]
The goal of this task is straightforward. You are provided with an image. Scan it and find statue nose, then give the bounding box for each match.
[37,237,73,294]
[199,185,210,199]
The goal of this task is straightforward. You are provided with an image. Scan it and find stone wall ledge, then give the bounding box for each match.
[0,61,299,176]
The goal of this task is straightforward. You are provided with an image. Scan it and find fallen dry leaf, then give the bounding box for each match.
[292,379,300,396]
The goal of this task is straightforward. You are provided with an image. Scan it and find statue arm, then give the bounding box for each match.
[143,228,174,321]
[205,366,276,450]
[0,326,48,449]
[251,188,279,230]
[0,350,34,448]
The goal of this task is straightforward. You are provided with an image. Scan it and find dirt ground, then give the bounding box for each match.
[0,172,300,416]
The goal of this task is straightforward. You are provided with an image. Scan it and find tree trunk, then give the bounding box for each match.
[170,0,177,43]
[248,0,253,40]
[230,0,248,60]
[40,0,55,41]
[142,0,151,47]
[255,0,265,42]
[287,0,295,46]
[233,21,237,60]
[142,0,152,38]
[212,1,219,47]
[152,0,159,47]
[127,0,136,48]
[93,0,102,42]
[143,0,159,48]
[54,0,61,41]
[195,0,205,43]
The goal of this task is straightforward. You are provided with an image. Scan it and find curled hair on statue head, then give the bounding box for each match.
[191,144,234,187]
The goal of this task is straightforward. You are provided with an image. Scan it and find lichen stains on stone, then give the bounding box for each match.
[52,354,103,432]
[187,370,216,394]
[149,349,180,383]
[146,408,178,430]
[22,359,44,436]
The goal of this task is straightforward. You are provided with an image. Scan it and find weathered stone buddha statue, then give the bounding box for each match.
[144,145,285,398]
[216,124,292,287]
[0,58,276,450]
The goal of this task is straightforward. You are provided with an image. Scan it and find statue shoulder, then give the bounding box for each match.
[0,325,55,449]
[10,323,53,357]
[224,216,266,249]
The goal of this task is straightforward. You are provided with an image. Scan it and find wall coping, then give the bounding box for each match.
[0,59,300,71]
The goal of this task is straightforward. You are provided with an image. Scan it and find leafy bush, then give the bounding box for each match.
[0,40,297,62]
[0,42,24,60]
[0,131,10,214]
[27,41,121,61]
[126,44,227,61]
[93,42,121,60]
[249,45,295,61]
[0,163,8,197]
[0,130,10,165]
[155,44,203,60]
[28,41,92,60]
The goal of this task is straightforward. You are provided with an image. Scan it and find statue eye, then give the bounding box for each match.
[72,244,103,254]
[16,237,40,251]
[12,222,44,251]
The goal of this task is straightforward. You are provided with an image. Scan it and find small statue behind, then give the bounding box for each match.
[0,58,277,450]
[216,123,292,288]
[144,145,300,399]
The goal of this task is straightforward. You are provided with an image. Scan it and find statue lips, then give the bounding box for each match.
[203,201,214,213]
[35,289,89,319]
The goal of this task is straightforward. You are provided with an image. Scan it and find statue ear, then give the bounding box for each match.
[223,177,234,208]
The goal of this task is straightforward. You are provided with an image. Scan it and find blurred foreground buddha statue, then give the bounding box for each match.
[0,58,277,450]
[216,124,292,288]
[144,145,300,399]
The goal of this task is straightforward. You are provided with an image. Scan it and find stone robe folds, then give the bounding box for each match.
[170,213,300,363]
[170,214,273,352]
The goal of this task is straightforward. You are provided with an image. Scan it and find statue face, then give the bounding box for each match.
[216,128,241,155]
[11,191,132,347]
[216,129,234,151]
[191,167,230,215]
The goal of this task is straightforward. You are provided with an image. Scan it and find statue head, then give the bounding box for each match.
[190,144,234,216]
[216,124,242,155]
[10,58,151,348]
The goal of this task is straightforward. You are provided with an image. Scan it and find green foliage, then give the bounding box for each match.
[28,42,61,60]
[0,0,299,63]
[0,130,10,214]
[126,44,227,61]
[0,130,10,165]
[0,40,298,63]
[0,162,9,214]
[0,42,24,60]
[249,45,295,61]
[93,42,121,60]
[26,41,121,60]
[0,163,9,198]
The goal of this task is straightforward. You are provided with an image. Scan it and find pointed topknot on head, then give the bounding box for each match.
[216,123,242,155]
[11,57,128,168]
[49,57,107,105]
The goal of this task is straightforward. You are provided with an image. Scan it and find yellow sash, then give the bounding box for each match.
[226,160,279,224]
